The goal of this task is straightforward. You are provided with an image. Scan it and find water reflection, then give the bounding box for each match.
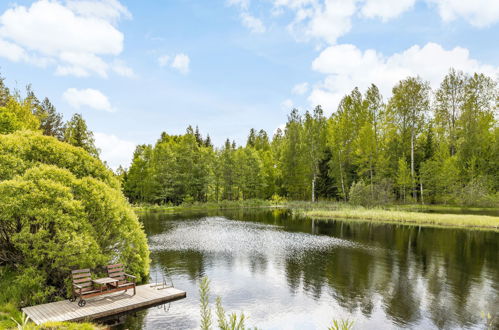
[129,209,498,329]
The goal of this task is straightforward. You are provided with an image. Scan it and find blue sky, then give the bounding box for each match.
[0,0,498,169]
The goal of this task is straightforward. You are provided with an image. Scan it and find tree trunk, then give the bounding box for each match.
[411,128,416,200]
[311,173,316,203]
[369,160,374,200]
[338,150,347,202]
[420,181,424,205]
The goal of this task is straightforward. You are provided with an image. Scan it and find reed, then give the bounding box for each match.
[300,207,499,230]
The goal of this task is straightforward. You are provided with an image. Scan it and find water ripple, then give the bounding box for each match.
[149,216,358,257]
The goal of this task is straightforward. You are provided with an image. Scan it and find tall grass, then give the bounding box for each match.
[300,207,499,230]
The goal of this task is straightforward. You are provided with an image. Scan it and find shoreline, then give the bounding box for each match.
[298,208,499,231]
[133,201,499,231]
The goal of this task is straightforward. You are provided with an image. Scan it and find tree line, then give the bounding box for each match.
[124,69,498,207]
[0,74,99,157]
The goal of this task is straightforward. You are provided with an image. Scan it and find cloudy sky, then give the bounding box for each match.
[0,0,498,169]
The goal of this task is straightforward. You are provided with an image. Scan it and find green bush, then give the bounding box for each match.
[349,179,394,207]
[459,177,499,207]
[0,131,119,189]
[0,132,149,306]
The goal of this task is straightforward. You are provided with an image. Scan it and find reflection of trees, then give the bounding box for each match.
[281,220,498,328]
[141,210,498,328]
[153,250,207,280]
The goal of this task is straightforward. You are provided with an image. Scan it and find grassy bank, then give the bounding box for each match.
[133,199,276,212]
[135,200,499,230]
[298,206,499,230]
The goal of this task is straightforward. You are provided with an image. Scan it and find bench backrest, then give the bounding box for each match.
[71,269,93,292]
[107,264,126,283]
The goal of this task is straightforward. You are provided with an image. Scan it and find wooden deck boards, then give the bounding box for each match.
[22,284,186,325]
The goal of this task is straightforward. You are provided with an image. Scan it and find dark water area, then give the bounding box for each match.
[117,209,498,329]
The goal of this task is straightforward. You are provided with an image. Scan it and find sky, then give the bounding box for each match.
[0,0,498,170]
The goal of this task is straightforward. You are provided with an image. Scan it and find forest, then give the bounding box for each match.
[124,69,498,207]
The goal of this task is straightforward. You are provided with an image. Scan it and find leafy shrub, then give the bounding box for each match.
[349,179,394,207]
[0,132,149,306]
[270,194,287,205]
[459,177,499,207]
[0,131,119,189]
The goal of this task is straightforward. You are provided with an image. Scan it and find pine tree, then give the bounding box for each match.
[38,98,64,140]
[64,113,99,157]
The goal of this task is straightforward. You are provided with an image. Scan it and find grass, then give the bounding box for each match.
[298,206,499,231]
[134,199,276,212]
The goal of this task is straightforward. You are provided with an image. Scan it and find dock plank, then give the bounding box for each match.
[22,284,186,325]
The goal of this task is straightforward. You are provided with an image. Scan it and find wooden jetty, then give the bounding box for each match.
[22,284,186,325]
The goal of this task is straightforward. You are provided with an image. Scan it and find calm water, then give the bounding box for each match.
[117,209,498,329]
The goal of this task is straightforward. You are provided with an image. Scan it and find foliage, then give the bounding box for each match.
[0,164,149,305]
[0,97,40,134]
[349,180,394,207]
[0,131,119,189]
[459,177,498,207]
[199,277,257,330]
[117,69,498,207]
[328,319,355,330]
[0,131,149,306]
[200,277,212,330]
[63,114,99,157]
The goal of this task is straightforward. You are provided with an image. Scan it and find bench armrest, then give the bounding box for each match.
[125,273,136,282]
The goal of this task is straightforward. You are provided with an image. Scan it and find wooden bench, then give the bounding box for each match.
[70,265,136,307]
[70,269,104,307]
[106,264,136,295]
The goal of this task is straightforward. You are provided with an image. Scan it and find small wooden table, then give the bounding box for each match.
[92,277,119,293]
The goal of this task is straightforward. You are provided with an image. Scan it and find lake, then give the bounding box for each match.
[116,209,498,329]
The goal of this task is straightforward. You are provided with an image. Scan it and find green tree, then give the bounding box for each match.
[303,106,327,202]
[124,144,155,203]
[434,69,466,156]
[388,77,430,200]
[0,97,40,134]
[64,113,99,157]
[457,73,497,184]
[37,98,64,140]
[0,73,10,107]
[280,109,308,199]
[396,158,412,202]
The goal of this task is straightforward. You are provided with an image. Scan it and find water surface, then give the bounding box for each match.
[119,209,498,329]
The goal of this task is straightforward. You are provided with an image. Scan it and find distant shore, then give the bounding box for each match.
[133,200,499,231]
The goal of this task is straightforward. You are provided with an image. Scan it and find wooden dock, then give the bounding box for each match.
[22,284,186,325]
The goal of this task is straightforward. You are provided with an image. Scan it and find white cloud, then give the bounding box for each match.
[361,0,416,21]
[65,0,131,22]
[292,82,309,95]
[0,0,132,77]
[427,0,499,27]
[309,42,499,113]
[281,99,294,109]
[158,55,170,67]
[111,59,135,77]
[94,132,136,170]
[243,0,499,46]
[63,88,115,112]
[240,12,266,33]
[171,54,190,74]
[0,38,29,62]
[303,0,357,45]
[227,0,250,10]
